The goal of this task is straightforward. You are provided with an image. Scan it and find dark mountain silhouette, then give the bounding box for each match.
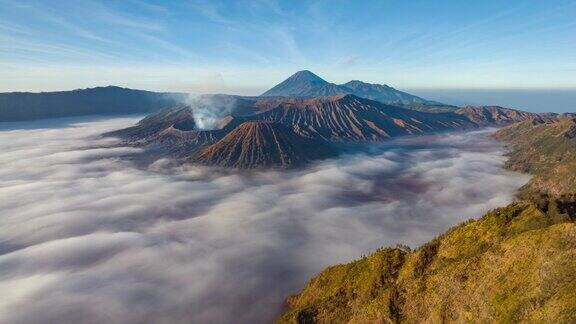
[190,121,336,168]
[0,86,184,122]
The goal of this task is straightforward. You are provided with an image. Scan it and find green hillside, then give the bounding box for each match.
[278,201,576,323]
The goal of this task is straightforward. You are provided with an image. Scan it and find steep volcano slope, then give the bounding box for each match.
[248,95,477,142]
[260,70,349,97]
[191,121,336,169]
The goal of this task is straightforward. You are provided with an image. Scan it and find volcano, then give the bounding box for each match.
[190,121,336,169]
[104,71,545,169]
[261,70,348,98]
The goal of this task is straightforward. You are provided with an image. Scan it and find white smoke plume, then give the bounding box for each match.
[185,94,239,130]
[0,117,529,323]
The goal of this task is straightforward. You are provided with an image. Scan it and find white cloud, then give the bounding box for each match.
[0,117,529,323]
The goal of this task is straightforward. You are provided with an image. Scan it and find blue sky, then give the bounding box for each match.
[1,0,575,94]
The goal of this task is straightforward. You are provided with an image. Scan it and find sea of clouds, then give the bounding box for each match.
[0,117,529,323]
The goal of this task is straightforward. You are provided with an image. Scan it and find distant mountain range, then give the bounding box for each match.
[0,70,550,168]
[261,70,439,106]
[0,86,184,122]
[0,70,451,122]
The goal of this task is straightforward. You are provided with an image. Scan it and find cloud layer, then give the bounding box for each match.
[0,117,529,323]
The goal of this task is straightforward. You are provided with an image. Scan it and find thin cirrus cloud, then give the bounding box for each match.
[0,0,575,92]
[0,116,529,323]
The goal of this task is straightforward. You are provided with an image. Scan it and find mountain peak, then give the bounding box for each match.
[287,70,327,83]
[344,80,366,85]
[260,70,335,97]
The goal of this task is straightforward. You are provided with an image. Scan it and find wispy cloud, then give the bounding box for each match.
[0,35,116,62]
[0,22,33,35]
[0,0,574,91]
[188,0,235,25]
[270,27,305,64]
[127,31,197,61]
[86,0,165,31]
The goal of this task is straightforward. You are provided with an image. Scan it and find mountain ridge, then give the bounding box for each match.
[493,117,576,197]
[456,105,539,126]
[247,94,477,142]
[106,94,543,169]
[261,70,437,106]
[2,71,535,122]
[0,86,185,122]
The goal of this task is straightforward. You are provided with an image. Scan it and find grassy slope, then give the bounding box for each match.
[278,202,576,323]
[279,118,576,323]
